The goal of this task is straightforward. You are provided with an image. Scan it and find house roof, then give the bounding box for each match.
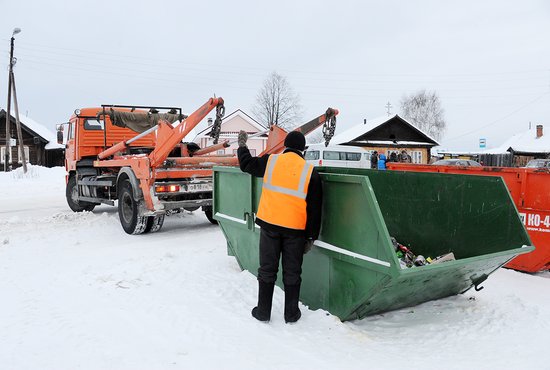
[0,109,64,150]
[330,114,439,147]
[483,126,550,155]
[195,109,267,139]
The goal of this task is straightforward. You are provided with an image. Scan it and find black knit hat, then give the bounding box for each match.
[284,131,306,151]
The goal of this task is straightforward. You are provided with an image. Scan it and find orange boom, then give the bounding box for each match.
[58,99,338,234]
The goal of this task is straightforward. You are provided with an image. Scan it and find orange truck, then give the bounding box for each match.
[387,162,550,273]
[57,97,338,234]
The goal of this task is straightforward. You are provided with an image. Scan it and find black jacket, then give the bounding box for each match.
[237,146,322,240]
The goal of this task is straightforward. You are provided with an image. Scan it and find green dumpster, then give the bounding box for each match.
[213,166,534,321]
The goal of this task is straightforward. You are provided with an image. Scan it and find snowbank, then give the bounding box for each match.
[1,166,549,370]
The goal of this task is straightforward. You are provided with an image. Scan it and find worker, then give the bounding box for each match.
[378,153,387,170]
[399,150,412,163]
[370,150,378,169]
[237,130,322,323]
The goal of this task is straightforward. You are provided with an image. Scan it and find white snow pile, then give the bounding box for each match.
[1,166,550,370]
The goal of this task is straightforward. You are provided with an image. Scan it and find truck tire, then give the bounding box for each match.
[66,175,96,212]
[144,214,165,233]
[118,179,148,235]
[204,207,218,225]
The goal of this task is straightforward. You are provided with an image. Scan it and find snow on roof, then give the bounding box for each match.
[2,109,64,150]
[483,126,550,154]
[346,140,434,146]
[330,114,438,146]
[331,115,396,145]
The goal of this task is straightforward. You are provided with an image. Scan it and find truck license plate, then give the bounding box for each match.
[187,183,212,192]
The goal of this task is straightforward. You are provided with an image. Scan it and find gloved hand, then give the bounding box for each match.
[304,238,314,254]
[238,130,248,147]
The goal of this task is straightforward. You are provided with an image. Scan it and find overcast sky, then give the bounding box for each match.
[1,0,549,150]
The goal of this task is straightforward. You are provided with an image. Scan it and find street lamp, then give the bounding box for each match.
[4,27,21,172]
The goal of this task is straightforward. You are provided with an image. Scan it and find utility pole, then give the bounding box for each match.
[12,71,27,172]
[4,28,21,172]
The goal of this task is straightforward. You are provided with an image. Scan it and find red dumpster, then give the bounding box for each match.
[387,163,550,273]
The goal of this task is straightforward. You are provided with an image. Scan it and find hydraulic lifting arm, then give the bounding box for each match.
[97,97,225,167]
[260,107,338,156]
[148,97,224,167]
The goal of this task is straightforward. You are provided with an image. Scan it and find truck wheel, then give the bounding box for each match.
[204,207,218,225]
[66,175,95,212]
[118,179,148,235]
[144,214,165,233]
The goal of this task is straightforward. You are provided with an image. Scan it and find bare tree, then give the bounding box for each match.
[400,90,446,141]
[252,72,302,129]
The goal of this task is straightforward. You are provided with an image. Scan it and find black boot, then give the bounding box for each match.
[284,284,301,323]
[251,281,275,322]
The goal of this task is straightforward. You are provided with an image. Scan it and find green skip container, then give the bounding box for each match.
[213,166,534,321]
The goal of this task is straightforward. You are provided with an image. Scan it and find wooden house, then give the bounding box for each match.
[0,110,64,170]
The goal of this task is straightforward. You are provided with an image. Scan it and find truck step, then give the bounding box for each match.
[79,196,115,206]
[78,178,115,187]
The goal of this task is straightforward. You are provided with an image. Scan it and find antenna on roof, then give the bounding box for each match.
[385,102,392,116]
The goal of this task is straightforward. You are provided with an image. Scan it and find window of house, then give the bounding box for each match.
[17,146,30,163]
[411,151,423,164]
[0,146,13,164]
[217,150,225,155]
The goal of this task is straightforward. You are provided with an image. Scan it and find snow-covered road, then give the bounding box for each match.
[1,166,549,370]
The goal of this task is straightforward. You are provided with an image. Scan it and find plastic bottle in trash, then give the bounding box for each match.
[414,255,426,266]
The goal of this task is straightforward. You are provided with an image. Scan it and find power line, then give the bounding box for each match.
[443,91,550,142]
[14,53,548,98]
[3,38,549,81]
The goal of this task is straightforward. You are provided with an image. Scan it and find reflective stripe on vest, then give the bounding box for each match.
[263,155,311,199]
[256,152,313,230]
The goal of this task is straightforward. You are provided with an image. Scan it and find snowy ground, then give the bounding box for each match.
[1,165,549,370]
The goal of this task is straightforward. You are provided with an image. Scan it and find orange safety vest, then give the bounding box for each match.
[256,152,314,230]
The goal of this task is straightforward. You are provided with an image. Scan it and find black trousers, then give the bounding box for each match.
[258,228,305,286]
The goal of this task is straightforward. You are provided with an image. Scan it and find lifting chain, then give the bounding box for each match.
[209,102,225,144]
[322,107,337,147]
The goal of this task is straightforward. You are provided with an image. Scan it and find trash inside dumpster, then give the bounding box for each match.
[213,166,534,320]
[387,162,550,273]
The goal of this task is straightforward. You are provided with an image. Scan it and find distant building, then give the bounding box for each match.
[482,124,549,167]
[330,114,439,164]
[436,124,549,167]
[194,109,268,156]
[0,109,64,171]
